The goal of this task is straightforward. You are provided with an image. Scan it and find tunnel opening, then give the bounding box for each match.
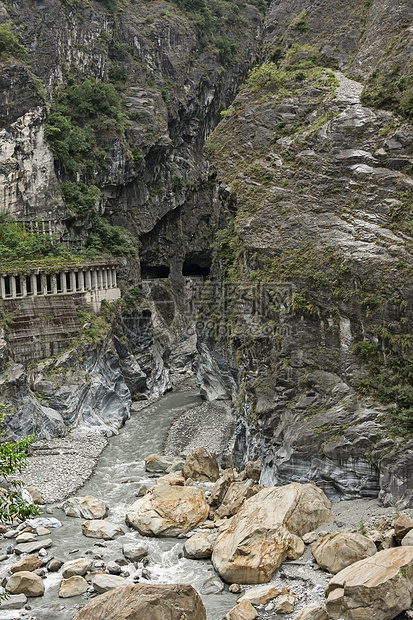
[182,263,210,277]
[141,264,170,279]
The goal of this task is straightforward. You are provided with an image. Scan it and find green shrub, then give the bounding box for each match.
[214,35,237,67]
[87,214,136,256]
[0,24,28,60]
[45,78,126,176]
[60,182,100,215]
[0,216,69,263]
[295,19,308,32]
[0,408,39,525]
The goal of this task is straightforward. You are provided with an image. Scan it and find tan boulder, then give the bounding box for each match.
[15,532,36,544]
[209,469,235,508]
[226,600,258,620]
[59,576,88,598]
[6,571,45,597]
[311,531,377,574]
[144,454,185,473]
[238,584,279,605]
[292,603,329,620]
[182,448,220,482]
[156,472,185,486]
[82,519,124,540]
[212,483,332,584]
[63,495,108,520]
[274,594,295,613]
[36,526,50,536]
[125,484,209,536]
[395,514,413,542]
[245,461,261,483]
[73,583,206,619]
[402,530,413,546]
[10,555,41,574]
[92,574,128,593]
[183,534,213,559]
[61,557,93,578]
[24,486,44,504]
[214,480,259,519]
[326,546,413,619]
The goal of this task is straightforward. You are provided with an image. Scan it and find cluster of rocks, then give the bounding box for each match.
[3,447,413,619]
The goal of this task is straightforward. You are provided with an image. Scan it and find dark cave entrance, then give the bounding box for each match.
[141,264,171,279]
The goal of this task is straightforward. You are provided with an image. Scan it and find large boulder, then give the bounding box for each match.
[10,555,41,573]
[326,547,413,619]
[183,534,213,559]
[212,483,332,584]
[209,469,235,508]
[395,514,413,543]
[311,531,377,574]
[122,542,148,563]
[182,448,219,482]
[6,571,45,597]
[226,600,258,620]
[73,583,206,620]
[61,557,93,578]
[59,576,88,598]
[125,484,209,536]
[63,496,108,520]
[14,538,52,555]
[214,480,261,520]
[92,574,129,594]
[144,454,185,474]
[82,519,124,540]
[238,584,280,605]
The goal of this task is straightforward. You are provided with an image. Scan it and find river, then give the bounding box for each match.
[1,390,238,619]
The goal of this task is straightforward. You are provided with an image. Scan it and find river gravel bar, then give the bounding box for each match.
[19,429,107,504]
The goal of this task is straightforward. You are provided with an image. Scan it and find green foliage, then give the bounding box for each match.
[108,61,128,85]
[355,340,379,361]
[77,305,113,345]
[45,78,126,176]
[361,72,413,120]
[131,148,144,166]
[86,214,136,256]
[61,182,100,215]
[295,19,308,32]
[213,35,237,67]
[0,24,28,60]
[212,224,239,280]
[0,409,39,525]
[0,215,70,263]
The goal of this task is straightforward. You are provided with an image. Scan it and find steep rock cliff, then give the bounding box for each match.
[199,0,413,506]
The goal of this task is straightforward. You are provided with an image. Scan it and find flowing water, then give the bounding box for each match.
[0,390,238,619]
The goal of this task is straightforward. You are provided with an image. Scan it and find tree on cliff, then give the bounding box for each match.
[0,408,39,524]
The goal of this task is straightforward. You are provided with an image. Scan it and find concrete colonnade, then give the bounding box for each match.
[0,266,118,300]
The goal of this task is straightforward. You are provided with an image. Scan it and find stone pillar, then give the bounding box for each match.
[85,270,92,290]
[113,269,117,288]
[42,274,48,296]
[107,269,112,288]
[78,271,85,292]
[0,275,4,299]
[62,272,67,294]
[21,275,27,298]
[10,275,17,298]
[31,274,38,296]
[101,269,107,289]
[96,269,102,289]
[52,273,57,295]
[69,271,76,293]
